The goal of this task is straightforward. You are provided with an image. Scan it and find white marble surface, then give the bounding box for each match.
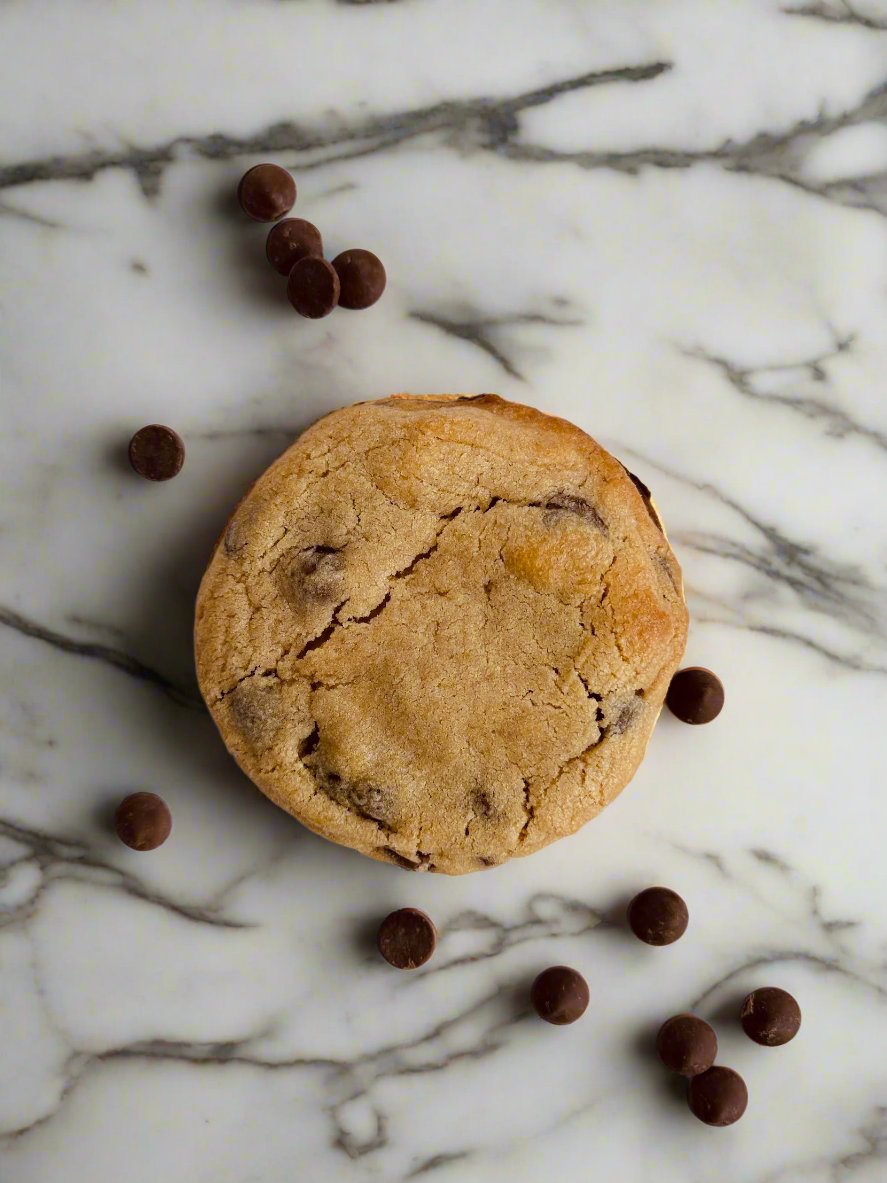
[1,2,887,1180]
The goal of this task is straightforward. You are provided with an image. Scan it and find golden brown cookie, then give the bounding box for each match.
[195,395,687,874]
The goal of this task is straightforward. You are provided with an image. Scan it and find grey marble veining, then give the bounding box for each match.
[1,1,886,1180]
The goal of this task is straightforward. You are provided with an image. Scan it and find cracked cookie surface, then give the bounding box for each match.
[195,394,688,874]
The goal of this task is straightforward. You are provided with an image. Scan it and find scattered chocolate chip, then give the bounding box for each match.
[265,218,323,276]
[223,515,248,556]
[331,249,386,310]
[114,792,172,851]
[531,965,589,1025]
[627,887,689,946]
[128,424,185,481]
[287,255,340,319]
[656,1014,718,1076]
[740,987,801,1046]
[687,1066,748,1127]
[377,908,437,968]
[666,667,725,725]
[237,163,296,222]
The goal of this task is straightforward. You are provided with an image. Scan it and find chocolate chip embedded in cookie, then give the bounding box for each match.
[194,394,688,874]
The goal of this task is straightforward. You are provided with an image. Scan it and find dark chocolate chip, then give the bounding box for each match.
[283,546,346,603]
[237,163,296,222]
[656,1014,718,1076]
[666,667,725,725]
[265,218,323,276]
[298,722,320,758]
[223,514,249,555]
[331,249,386,310]
[740,987,801,1047]
[531,965,589,1025]
[128,424,184,482]
[543,493,608,535]
[655,550,679,592]
[381,847,421,871]
[377,907,437,968]
[471,789,495,819]
[226,676,279,742]
[617,462,663,531]
[687,1066,748,1127]
[287,255,340,319]
[114,792,172,851]
[300,546,345,578]
[626,470,652,501]
[312,765,392,826]
[609,698,641,736]
[627,886,688,946]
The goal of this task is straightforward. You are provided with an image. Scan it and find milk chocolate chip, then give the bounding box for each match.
[237,164,296,222]
[115,792,172,851]
[265,218,323,276]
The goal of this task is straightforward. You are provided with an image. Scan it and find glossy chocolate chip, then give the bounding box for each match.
[531,966,589,1025]
[687,1066,748,1127]
[628,887,689,946]
[331,249,386,310]
[666,667,725,725]
[656,1014,718,1076]
[115,792,172,851]
[287,256,340,319]
[740,987,801,1046]
[265,218,323,276]
[377,908,437,968]
[128,424,185,481]
[237,163,296,222]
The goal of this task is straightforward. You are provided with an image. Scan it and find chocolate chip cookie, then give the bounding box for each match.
[195,395,687,874]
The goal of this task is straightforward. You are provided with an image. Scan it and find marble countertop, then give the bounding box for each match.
[2,2,887,1180]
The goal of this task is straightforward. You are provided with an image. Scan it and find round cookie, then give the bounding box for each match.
[195,395,687,874]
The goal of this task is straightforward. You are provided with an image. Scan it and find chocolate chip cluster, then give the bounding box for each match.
[376,888,801,1130]
[237,162,386,319]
